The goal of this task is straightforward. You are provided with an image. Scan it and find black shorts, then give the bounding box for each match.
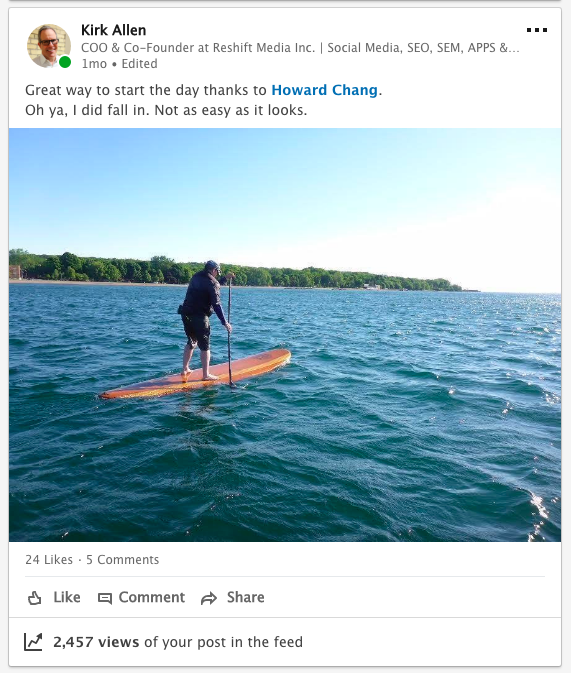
[181,314,210,351]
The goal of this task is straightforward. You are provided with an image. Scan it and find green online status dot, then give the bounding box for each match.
[59,56,71,68]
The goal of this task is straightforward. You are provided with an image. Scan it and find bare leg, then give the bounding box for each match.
[201,350,218,381]
[182,342,194,376]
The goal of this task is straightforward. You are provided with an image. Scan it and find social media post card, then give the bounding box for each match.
[8,6,561,667]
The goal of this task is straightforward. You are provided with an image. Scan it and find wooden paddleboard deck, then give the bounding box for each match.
[99,349,291,400]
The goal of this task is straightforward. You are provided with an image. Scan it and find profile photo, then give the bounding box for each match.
[27,24,71,68]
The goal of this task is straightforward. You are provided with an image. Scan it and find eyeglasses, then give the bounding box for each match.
[39,39,59,46]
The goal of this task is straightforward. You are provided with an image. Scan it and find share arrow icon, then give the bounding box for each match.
[201,592,217,606]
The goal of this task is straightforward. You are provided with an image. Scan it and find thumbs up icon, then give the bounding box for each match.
[28,591,41,606]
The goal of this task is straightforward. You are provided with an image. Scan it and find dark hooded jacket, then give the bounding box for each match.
[179,270,228,323]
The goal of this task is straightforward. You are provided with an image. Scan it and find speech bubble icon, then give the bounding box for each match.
[98,593,112,604]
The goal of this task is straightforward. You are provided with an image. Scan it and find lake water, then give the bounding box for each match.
[9,284,561,542]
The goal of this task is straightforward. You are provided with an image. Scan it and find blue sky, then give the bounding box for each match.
[10,129,560,291]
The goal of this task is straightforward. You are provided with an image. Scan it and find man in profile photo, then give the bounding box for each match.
[32,26,60,68]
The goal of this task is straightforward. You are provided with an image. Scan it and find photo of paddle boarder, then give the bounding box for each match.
[9,128,561,543]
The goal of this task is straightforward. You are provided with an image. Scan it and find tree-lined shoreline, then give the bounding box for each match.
[9,250,463,291]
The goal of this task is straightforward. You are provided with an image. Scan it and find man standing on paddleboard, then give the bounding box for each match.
[178,261,234,381]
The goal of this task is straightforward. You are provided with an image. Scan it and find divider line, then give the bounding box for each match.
[24,575,546,578]
[11,616,561,619]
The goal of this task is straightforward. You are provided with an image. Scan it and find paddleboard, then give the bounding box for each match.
[99,348,291,400]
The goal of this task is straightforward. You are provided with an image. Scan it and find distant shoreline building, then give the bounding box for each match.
[9,265,22,280]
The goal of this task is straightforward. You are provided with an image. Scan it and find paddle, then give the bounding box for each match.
[227,275,235,387]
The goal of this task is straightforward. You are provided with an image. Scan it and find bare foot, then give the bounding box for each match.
[181,369,193,378]
[202,373,219,381]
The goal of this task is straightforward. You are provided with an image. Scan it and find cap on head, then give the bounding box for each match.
[205,260,221,274]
